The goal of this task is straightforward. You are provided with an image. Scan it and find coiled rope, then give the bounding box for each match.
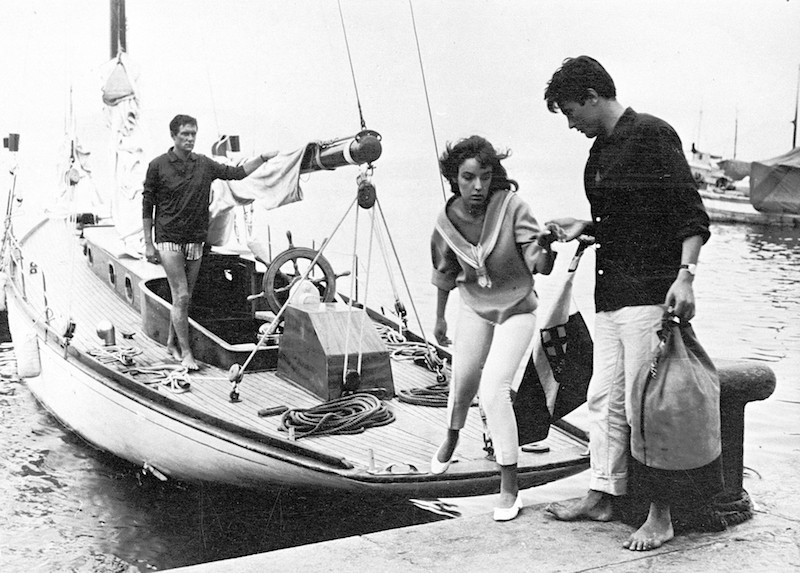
[87,345,142,366]
[278,392,394,439]
[373,323,452,407]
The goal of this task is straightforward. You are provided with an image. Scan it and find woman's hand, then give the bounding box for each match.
[434,317,451,347]
[545,218,590,242]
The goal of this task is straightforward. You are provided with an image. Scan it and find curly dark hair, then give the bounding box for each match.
[544,56,616,113]
[439,135,518,196]
[169,114,198,136]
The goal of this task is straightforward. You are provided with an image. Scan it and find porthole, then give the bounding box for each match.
[86,247,94,265]
[124,274,135,304]
[108,263,116,286]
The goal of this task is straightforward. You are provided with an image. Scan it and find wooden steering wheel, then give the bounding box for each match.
[262,246,337,313]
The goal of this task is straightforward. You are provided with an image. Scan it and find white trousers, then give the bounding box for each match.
[588,305,664,495]
[447,303,536,466]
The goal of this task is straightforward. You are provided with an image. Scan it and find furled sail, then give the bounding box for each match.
[101,52,148,256]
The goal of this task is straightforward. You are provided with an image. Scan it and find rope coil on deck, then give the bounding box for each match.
[396,382,450,407]
[375,324,449,375]
[87,345,142,366]
[278,392,394,439]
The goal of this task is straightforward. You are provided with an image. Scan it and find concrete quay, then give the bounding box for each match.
[166,361,798,572]
[163,491,798,572]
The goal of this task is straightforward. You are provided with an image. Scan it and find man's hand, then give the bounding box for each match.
[145,244,160,265]
[665,275,696,321]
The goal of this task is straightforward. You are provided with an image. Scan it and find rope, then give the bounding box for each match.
[87,345,142,366]
[407,0,447,202]
[396,382,449,408]
[374,197,439,351]
[278,392,394,439]
[124,364,191,393]
[337,0,368,130]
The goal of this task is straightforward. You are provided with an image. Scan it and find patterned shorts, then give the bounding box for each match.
[155,241,205,261]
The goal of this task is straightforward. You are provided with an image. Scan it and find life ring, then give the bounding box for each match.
[262,247,337,314]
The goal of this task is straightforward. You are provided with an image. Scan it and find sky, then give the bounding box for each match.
[0,0,799,220]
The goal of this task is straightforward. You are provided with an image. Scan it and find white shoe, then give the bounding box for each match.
[429,452,453,475]
[493,493,523,522]
[429,443,456,475]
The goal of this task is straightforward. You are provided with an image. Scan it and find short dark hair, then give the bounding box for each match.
[439,135,518,196]
[169,114,197,136]
[544,56,616,113]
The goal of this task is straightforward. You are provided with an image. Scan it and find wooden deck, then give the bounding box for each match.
[11,217,588,490]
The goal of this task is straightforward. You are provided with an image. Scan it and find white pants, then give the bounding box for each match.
[588,305,664,495]
[447,303,536,466]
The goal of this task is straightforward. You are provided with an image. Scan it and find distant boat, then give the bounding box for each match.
[687,145,800,227]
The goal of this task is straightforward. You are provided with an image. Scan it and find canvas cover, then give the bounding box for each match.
[749,146,800,214]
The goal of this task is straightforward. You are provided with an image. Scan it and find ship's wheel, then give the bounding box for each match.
[262,246,337,313]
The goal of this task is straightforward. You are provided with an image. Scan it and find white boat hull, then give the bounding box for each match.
[6,295,354,491]
[1,218,589,497]
[700,190,800,227]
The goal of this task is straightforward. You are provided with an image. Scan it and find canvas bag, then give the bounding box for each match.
[630,312,721,470]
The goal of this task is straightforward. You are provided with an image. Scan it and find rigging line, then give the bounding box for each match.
[343,200,361,378]
[407,0,447,202]
[336,0,367,130]
[374,196,432,344]
[198,13,221,136]
[372,209,403,307]
[356,207,379,374]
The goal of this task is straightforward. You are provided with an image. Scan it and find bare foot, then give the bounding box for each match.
[623,502,674,551]
[545,490,614,521]
[181,354,200,371]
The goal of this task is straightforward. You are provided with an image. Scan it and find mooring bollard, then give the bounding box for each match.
[717,360,776,494]
[619,359,776,530]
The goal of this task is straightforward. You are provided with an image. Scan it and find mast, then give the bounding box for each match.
[110,0,127,58]
[793,64,799,149]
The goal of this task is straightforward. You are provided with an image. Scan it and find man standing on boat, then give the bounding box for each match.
[542,57,717,550]
[142,114,277,370]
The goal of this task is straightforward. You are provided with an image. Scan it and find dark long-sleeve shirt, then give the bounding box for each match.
[142,148,248,244]
[585,108,710,312]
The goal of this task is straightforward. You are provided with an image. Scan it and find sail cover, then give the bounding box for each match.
[749,146,800,214]
[101,53,148,255]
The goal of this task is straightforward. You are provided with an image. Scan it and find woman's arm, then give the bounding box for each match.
[433,287,451,346]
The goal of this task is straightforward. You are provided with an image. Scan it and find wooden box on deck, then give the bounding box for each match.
[277,303,395,400]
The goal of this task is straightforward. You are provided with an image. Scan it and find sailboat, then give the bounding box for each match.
[689,68,800,227]
[0,1,590,497]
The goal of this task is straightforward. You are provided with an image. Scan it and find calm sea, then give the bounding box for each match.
[1,178,799,571]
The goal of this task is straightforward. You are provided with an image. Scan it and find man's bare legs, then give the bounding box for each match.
[545,489,614,521]
[623,501,674,551]
[159,251,203,370]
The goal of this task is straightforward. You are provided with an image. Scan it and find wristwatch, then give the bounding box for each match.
[679,263,697,276]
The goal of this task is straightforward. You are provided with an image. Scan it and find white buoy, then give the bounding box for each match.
[0,272,7,312]
[15,329,42,378]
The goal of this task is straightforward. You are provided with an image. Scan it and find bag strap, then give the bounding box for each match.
[638,312,678,440]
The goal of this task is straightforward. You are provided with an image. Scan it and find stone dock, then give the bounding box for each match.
[165,362,799,572]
